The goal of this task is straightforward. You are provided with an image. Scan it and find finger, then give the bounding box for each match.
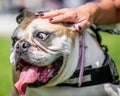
[39,8,70,18]
[40,10,61,18]
[49,15,70,23]
[49,13,76,23]
[74,20,91,32]
[74,23,81,31]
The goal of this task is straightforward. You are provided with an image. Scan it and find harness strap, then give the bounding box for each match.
[78,34,86,86]
[57,53,119,87]
[90,25,120,35]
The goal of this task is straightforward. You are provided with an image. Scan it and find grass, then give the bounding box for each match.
[0,32,120,96]
[100,32,120,73]
[0,36,12,96]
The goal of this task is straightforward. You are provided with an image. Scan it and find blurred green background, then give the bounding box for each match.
[0,36,12,96]
[0,32,120,96]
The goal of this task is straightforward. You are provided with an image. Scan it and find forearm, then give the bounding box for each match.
[86,0,120,25]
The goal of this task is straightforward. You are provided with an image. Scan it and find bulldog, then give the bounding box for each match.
[10,10,120,96]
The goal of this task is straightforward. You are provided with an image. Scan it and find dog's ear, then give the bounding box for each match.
[16,10,34,24]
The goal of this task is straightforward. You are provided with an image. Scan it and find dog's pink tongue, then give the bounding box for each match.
[15,66,38,95]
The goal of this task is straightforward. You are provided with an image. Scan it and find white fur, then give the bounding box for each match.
[46,32,80,86]
[25,83,119,96]
[84,31,105,68]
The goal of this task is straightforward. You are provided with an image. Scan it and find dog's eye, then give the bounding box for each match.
[36,32,50,41]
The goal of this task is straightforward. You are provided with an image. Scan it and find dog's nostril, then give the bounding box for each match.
[22,41,30,49]
[16,41,31,52]
[21,41,31,51]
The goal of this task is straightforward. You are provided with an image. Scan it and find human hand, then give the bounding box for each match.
[38,4,97,32]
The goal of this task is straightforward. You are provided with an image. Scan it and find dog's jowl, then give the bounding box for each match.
[10,10,120,96]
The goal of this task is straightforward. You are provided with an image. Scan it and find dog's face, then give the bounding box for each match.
[10,11,80,94]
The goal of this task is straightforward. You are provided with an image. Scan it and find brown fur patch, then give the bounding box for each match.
[50,23,77,41]
[19,15,36,29]
[18,15,77,42]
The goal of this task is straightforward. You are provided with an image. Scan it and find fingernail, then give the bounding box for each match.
[35,12,44,17]
[39,13,44,16]
[49,18,53,21]
[78,26,81,30]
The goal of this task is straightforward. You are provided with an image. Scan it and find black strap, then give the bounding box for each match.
[57,64,113,87]
[90,25,108,52]
[90,25,120,35]
[57,53,119,87]
[90,25,120,52]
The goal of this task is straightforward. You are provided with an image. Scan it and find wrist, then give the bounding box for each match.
[85,2,101,24]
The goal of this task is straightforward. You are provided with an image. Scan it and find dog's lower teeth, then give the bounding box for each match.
[47,69,51,72]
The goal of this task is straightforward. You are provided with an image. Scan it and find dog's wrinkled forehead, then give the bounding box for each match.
[13,10,77,41]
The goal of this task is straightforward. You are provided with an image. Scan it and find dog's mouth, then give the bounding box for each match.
[15,56,63,95]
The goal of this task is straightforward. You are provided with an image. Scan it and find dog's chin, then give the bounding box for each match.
[16,56,63,87]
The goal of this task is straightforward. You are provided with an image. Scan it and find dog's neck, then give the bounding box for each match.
[45,31,105,87]
[83,31,105,68]
[46,32,80,86]
[55,31,106,87]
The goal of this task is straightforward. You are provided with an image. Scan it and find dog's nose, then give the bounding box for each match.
[16,40,31,52]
